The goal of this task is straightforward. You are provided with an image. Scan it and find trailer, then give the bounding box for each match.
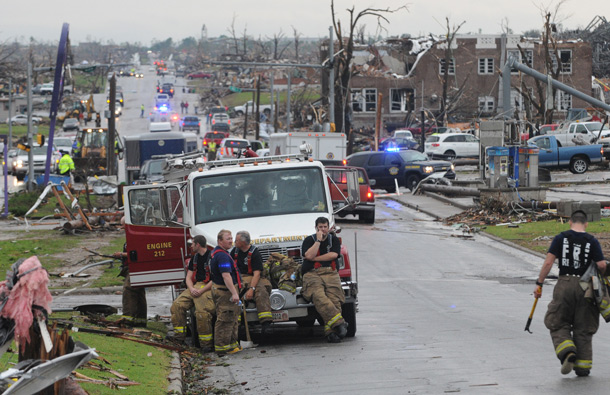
[269,132,347,161]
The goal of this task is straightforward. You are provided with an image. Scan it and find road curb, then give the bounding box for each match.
[166,352,183,394]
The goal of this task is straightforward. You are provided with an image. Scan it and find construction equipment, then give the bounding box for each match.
[73,127,122,178]
[524,298,539,334]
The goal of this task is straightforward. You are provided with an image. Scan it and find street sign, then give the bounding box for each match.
[229,86,242,93]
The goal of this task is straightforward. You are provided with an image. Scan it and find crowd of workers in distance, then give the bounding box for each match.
[115,216,348,356]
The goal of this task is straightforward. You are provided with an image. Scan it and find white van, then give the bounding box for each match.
[150,122,172,133]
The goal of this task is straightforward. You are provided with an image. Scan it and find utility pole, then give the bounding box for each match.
[27,63,34,192]
[329,26,335,129]
[270,73,274,126]
[107,74,116,176]
[8,80,13,151]
[286,72,291,133]
[375,93,383,151]
[255,75,261,140]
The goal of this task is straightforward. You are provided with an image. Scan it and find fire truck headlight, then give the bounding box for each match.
[270,292,286,310]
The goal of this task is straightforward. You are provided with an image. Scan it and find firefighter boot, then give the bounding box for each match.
[335,322,348,339]
[561,352,576,375]
[326,332,341,343]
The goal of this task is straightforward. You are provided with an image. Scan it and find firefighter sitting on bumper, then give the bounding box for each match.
[301,216,348,343]
[170,235,215,352]
[230,230,273,334]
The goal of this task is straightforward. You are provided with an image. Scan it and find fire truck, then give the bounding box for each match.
[122,153,360,337]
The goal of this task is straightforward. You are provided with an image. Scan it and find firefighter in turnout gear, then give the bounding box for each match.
[301,217,347,343]
[534,210,607,377]
[170,235,215,352]
[230,230,273,334]
[200,230,242,355]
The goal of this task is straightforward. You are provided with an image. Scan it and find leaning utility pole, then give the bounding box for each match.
[107,75,116,176]
[27,64,34,192]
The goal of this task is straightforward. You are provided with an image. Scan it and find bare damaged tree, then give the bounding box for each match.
[253,35,271,60]
[356,24,366,44]
[330,0,408,155]
[0,39,21,82]
[241,25,248,57]
[269,29,291,60]
[437,18,465,126]
[292,26,302,62]
[514,4,567,124]
[227,14,240,55]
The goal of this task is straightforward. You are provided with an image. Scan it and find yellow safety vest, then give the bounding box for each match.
[58,154,75,174]
[208,141,217,152]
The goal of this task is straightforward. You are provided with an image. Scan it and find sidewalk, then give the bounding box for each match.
[381,189,472,220]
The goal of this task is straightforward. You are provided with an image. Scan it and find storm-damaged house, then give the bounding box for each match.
[332,34,592,128]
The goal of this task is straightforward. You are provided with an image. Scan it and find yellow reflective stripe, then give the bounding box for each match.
[174,326,186,334]
[258,312,272,319]
[230,341,240,349]
[215,344,231,352]
[327,313,343,328]
[599,300,610,318]
[122,315,134,321]
[575,360,592,369]
[199,334,213,341]
[555,340,575,355]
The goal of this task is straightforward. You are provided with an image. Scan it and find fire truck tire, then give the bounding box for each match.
[342,302,357,337]
[360,211,375,224]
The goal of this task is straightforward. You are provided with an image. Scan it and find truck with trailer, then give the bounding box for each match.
[123,131,198,184]
[269,132,347,161]
[122,154,360,337]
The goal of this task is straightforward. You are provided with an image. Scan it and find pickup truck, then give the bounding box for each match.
[528,135,604,174]
[40,83,73,95]
[233,101,273,117]
[550,121,610,146]
[179,116,200,133]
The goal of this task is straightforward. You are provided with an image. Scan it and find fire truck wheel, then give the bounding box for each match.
[342,302,357,337]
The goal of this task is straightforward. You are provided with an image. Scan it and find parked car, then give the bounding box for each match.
[62,118,80,132]
[346,150,455,192]
[551,121,609,146]
[53,137,74,154]
[206,106,228,124]
[424,132,480,159]
[538,124,559,135]
[6,114,42,125]
[187,72,213,79]
[203,131,230,152]
[249,140,265,152]
[180,116,200,133]
[217,138,250,159]
[326,166,375,224]
[136,159,166,184]
[11,144,61,180]
[528,135,604,174]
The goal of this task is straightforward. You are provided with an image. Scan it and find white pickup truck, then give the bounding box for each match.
[233,101,274,117]
[552,121,610,146]
[40,83,73,95]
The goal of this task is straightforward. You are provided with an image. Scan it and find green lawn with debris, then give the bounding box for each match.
[0,313,172,395]
[484,217,610,255]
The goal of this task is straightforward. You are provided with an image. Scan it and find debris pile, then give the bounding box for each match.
[444,197,554,227]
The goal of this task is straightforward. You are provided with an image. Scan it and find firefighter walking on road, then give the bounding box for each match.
[200,230,242,355]
[170,235,215,352]
[301,217,348,343]
[534,210,607,377]
[230,230,273,334]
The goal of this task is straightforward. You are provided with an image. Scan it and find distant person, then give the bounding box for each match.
[57,150,75,185]
[180,101,185,114]
[95,112,101,127]
[207,141,217,161]
[243,145,258,158]
[185,101,189,114]
[140,104,145,118]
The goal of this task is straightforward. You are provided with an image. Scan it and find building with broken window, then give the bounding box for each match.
[338,34,592,129]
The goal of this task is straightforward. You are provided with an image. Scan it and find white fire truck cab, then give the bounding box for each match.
[123,153,360,337]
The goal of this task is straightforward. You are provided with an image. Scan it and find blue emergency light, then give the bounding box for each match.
[386,147,400,152]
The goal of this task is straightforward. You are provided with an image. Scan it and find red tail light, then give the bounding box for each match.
[431,143,440,147]
[227,120,231,125]
[287,249,301,258]
[367,187,374,202]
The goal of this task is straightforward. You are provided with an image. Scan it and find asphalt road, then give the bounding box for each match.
[197,198,610,394]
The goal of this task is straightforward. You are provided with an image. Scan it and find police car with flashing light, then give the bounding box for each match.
[345,149,455,192]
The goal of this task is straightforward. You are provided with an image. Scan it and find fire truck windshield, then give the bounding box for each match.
[193,167,327,224]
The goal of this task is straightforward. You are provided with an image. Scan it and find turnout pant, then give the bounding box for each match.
[170,282,215,347]
[212,285,240,353]
[301,268,345,335]
[241,274,272,323]
[544,275,600,371]
[122,274,147,327]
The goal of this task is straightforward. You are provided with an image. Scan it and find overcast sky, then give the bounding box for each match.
[2,0,605,45]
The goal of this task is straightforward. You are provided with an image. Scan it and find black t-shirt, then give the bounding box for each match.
[187,250,210,283]
[210,247,239,286]
[548,230,604,276]
[301,233,341,275]
[230,246,264,275]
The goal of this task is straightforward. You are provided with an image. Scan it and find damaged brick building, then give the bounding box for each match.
[332,34,592,130]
